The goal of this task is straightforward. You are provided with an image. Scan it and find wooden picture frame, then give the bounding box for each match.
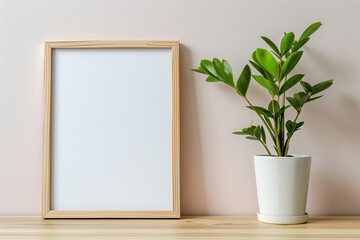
[42,41,180,218]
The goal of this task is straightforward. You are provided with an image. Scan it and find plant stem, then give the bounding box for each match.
[276,55,284,155]
[284,92,312,155]
[260,140,272,156]
[284,109,301,156]
[231,86,274,156]
[280,75,287,156]
[271,98,282,156]
[282,76,287,107]
[244,97,275,143]
[277,55,282,104]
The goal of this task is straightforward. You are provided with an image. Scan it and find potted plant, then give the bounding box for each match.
[192,22,333,224]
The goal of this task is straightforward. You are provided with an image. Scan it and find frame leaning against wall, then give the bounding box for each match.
[42,41,180,219]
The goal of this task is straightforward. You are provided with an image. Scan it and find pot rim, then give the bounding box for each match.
[254,154,311,159]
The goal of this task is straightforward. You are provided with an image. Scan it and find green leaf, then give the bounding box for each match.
[263,115,274,130]
[286,120,303,133]
[250,125,257,133]
[286,120,294,132]
[268,100,279,115]
[260,126,266,144]
[312,80,333,95]
[296,121,304,129]
[299,22,322,41]
[249,60,266,78]
[255,48,279,79]
[252,51,273,80]
[275,105,290,118]
[279,74,304,95]
[192,67,207,74]
[280,51,303,79]
[200,60,220,79]
[213,58,227,76]
[286,97,300,112]
[206,76,221,82]
[246,106,274,118]
[242,126,257,135]
[232,131,249,135]
[307,95,323,102]
[286,120,302,132]
[254,126,261,139]
[271,51,281,59]
[222,60,234,81]
[213,58,234,86]
[280,32,295,55]
[241,128,250,134]
[252,75,279,96]
[300,80,313,93]
[261,36,280,55]
[246,136,259,141]
[292,38,310,52]
[236,65,251,96]
[252,51,259,64]
[294,92,308,106]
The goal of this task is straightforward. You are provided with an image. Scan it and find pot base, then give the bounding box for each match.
[257,212,308,224]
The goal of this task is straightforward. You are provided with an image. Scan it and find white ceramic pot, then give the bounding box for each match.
[254,155,311,224]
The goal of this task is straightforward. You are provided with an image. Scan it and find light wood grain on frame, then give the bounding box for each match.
[42,42,52,218]
[42,41,180,219]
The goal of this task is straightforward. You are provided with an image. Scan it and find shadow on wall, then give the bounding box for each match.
[310,170,360,215]
[301,47,360,215]
[302,47,360,147]
[306,95,360,215]
[304,46,353,78]
[313,96,360,140]
[179,44,209,215]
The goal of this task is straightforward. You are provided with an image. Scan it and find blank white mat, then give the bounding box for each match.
[50,48,173,211]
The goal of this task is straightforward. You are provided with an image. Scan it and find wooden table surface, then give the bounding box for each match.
[1,216,360,239]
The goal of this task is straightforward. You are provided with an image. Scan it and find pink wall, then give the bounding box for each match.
[1,0,360,216]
